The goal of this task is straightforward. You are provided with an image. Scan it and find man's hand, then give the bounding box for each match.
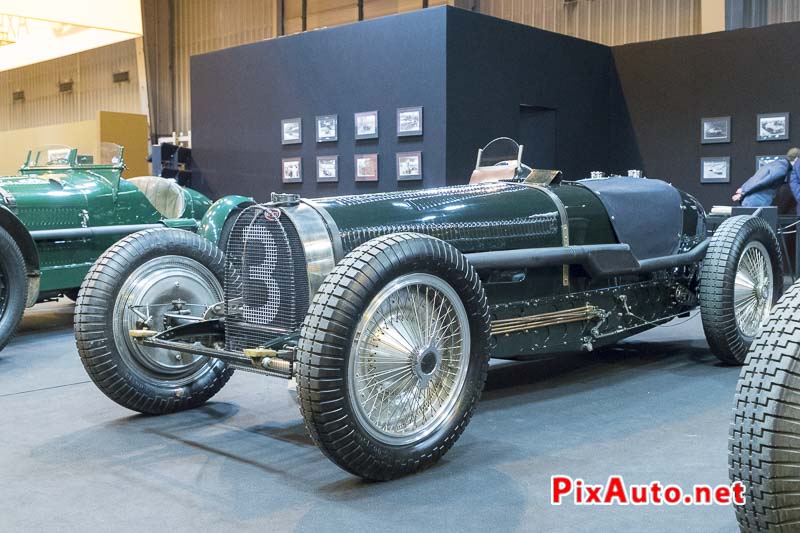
[732,188,743,203]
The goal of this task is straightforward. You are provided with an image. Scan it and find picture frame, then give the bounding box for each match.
[396,151,422,181]
[397,106,423,137]
[700,157,730,184]
[281,117,302,145]
[316,155,338,182]
[355,111,379,140]
[757,112,790,141]
[355,153,379,182]
[701,116,730,144]
[281,157,302,183]
[755,155,784,171]
[316,114,338,143]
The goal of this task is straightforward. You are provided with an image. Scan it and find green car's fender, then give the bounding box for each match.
[161,218,200,231]
[181,186,214,220]
[0,205,40,306]
[197,195,254,245]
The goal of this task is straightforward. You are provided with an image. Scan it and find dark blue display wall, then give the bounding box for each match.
[191,8,446,201]
[191,6,640,201]
[444,8,639,186]
[613,22,800,209]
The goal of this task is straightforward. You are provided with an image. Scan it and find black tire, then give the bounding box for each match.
[74,228,233,414]
[296,233,491,480]
[700,215,782,365]
[0,226,27,352]
[730,280,800,532]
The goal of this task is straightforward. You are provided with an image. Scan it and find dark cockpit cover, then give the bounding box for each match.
[574,177,683,261]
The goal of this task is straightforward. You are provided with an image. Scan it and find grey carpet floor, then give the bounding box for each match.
[0,301,739,532]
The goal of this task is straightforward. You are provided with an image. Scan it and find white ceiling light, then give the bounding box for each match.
[0,0,143,72]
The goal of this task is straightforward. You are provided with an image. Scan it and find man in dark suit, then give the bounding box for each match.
[733,148,800,207]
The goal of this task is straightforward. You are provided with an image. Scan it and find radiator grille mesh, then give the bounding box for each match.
[224,205,309,352]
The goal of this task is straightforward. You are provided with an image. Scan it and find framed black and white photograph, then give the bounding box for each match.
[355,111,378,140]
[756,155,783,171]
[701,116,730,144]
[397,106,423,137]
[281,117,302,145]
[355,153,378,182]
[316,155,338,182]
[282,157,302,183]
[758,112,790,141]
[316,114,338,142]
[700,157,730,183]
[396,151,422,181]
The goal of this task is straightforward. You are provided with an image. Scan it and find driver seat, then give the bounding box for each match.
[128,176,186,219]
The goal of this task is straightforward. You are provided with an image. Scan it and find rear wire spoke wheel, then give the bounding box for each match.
[700,215,782,365]
[75,229,233,414]
[296,233,491,480]
[733,242,774,338]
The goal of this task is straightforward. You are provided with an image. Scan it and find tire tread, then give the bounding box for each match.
[700,216,782,365]
[730,281,800,532]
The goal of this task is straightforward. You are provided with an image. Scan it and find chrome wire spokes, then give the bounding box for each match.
[733,242,774,338]
[348,273,470,445]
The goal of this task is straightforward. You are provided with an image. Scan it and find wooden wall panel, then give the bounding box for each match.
[307,0,359,29]
[766,0,800,23]
[479,0,701,45]
[0,40,141,132]
[173,0,277,134]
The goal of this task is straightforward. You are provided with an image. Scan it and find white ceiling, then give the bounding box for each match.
[0,0,142,71]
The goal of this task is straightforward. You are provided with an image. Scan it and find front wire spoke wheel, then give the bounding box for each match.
[349,273,470,446]
[296,233,490,479]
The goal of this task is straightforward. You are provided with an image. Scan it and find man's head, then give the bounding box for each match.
[787,147,800,163]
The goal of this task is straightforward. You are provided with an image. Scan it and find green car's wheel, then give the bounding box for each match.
[0,226,27,352]
[730,280,800,532]
[296,233,491,480]
[75,228,233,414]
[699,215,782,365]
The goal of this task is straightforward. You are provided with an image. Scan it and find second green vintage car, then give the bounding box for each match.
[0,143,251,352]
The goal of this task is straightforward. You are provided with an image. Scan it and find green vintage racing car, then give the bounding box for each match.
[74,138,783,479]
[0,143,251,352]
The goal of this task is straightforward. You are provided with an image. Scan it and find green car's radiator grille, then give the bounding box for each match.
[224,205,309,352]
